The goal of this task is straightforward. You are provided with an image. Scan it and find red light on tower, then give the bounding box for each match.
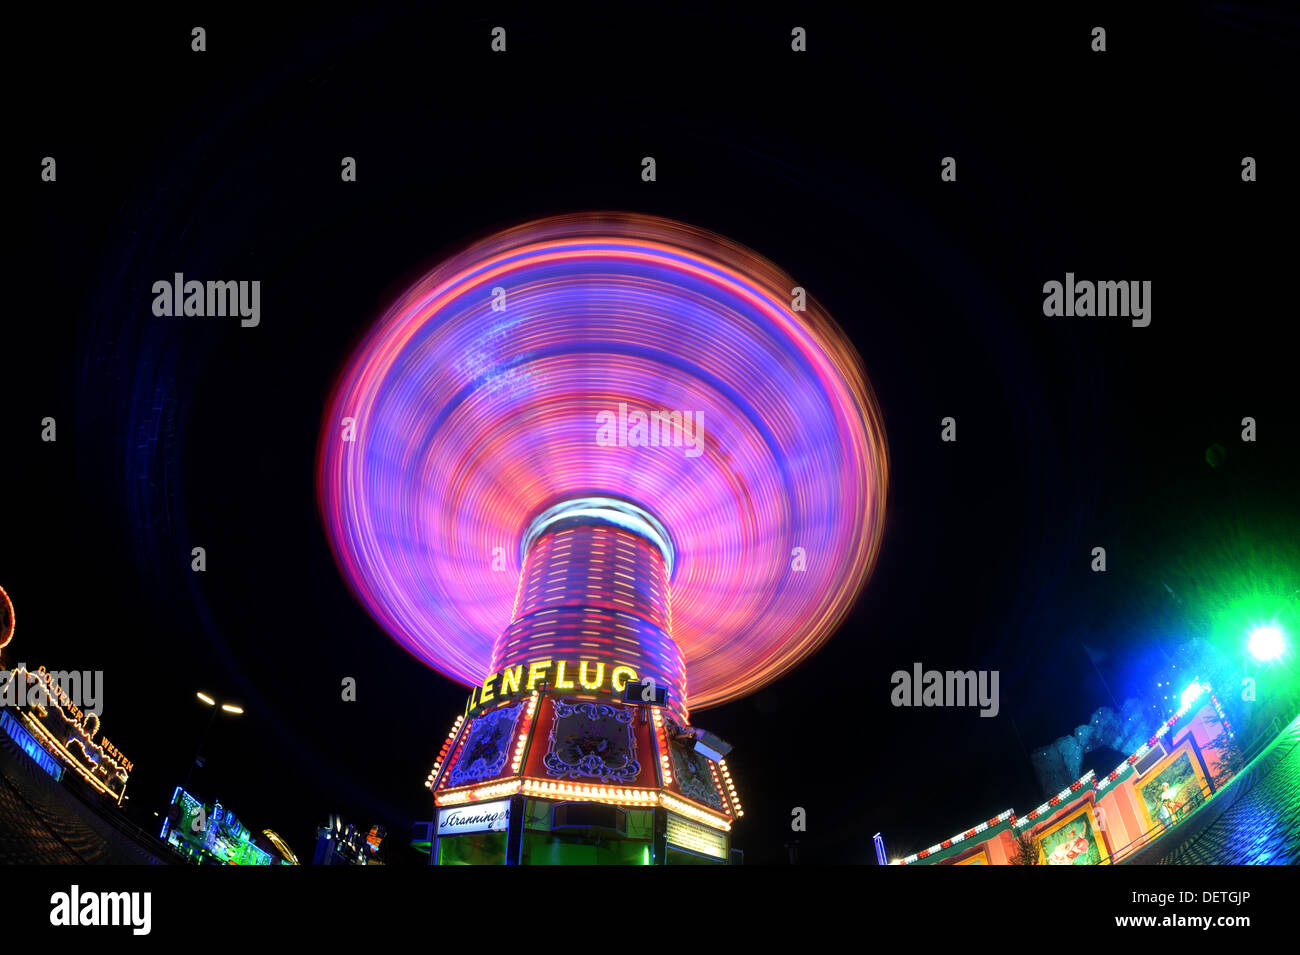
[0,585,14,654]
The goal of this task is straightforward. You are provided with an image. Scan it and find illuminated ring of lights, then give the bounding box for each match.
[317,213,888,709]
[522,497,674,573]
[0,585,13,652]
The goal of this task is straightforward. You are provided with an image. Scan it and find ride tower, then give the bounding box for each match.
[318,214,889,864]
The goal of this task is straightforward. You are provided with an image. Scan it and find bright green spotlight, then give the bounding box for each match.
[1248,624,1286,662]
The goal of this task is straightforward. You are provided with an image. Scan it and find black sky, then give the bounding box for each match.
[8,4,1297,864]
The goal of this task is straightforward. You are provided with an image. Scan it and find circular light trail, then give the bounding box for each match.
[317,213,888,709]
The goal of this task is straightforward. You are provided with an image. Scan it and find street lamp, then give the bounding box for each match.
[1248,624,1286,662]
[183,691,244,793]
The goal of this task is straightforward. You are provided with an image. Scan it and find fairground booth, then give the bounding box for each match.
[894,681,1237,865]
[0,586,134,806]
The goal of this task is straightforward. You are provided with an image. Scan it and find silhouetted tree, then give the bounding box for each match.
[1010,829,1039,865]
[1201,714,1244,788]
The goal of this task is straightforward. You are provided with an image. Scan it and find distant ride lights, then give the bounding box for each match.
[0,587,134,803]
[0,584,13,652]
[319,213,888,864]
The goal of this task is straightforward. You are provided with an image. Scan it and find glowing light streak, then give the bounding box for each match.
[319,214,888,708]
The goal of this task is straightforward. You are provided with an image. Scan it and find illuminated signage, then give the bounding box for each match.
[465,658,639,717]
[0,589,133,799]
[0,709,64,781]
[437,799,512,836]
[665,812,728,860]
[0,665,134,797]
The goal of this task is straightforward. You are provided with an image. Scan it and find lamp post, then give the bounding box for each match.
[183,692,244,793]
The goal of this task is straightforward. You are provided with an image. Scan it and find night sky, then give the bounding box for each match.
[9,5,1296,865]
